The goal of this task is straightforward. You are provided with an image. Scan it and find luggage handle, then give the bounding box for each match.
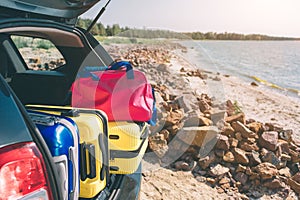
[80,143,97,180]
[108,61,134,79]
[82,61,134,80]
[86,144,97,179]
[80,143,87,181]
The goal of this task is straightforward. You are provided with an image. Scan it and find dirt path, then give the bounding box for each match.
[140,168,231,200]
[139,152,235,200]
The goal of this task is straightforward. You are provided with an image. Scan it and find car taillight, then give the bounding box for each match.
[0,142,53,200]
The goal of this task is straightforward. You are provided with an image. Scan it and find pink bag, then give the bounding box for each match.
[71,61,154,122]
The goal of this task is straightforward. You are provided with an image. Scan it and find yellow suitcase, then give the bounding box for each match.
[26,105,109,199]
[108,121,149,174]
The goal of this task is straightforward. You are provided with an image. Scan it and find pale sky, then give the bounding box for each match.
[82,0,300,37]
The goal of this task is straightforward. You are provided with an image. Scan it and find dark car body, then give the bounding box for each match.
[0,1,141,199]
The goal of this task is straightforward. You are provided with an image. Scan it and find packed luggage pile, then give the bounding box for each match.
[26,61,155,199]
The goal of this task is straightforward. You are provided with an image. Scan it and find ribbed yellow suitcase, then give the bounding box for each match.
[108,121,149,174]
[26,105,109,199]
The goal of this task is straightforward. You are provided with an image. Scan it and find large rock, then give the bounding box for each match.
[232,148,249,165]
[209,164,230,177]
[174,95,195,113]
[225,113,245,124]
[210,111,226,125]
[148,133,169,158]
[221,122,235,136]
[279,167,292,178]
[219,176,231,185]
[247,121,264,134]
[234,132,243,142]
[277,139,290,154]
[236,164,247,173]
[223,151,235,163]
[154,90,165,106]
[263,178,284,189]
[198,151,216,169]
[264,123,283,132]
[249,172,260,181]
[247,151,262,166]
[166,123,184,135]
[261,151,280,166]
[289,149,300,163]
[240,141,259,152]
[177,126,219,148]
[199,99,211,114]
[253,162,278,180]
[258,131,278,151]
[225,100,236,116]
[165,110,184,126]
[232,121,256,138]
[289,172,300,194]
[228,138,239,148]
[234,172,248,185]
[184,110,212,127]
[215,135,230,150]
[281,153,291,162]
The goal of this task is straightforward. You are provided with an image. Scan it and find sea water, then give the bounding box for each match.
[180,40,300,97]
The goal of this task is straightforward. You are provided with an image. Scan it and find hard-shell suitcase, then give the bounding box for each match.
[108,121,148,151]
[28,110,79,200]
[108,121,149,174]
[26,105,109,199]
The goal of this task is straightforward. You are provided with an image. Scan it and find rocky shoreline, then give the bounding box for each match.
[106,43,300,200]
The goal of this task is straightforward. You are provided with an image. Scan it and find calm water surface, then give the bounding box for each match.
[181,40,300,96]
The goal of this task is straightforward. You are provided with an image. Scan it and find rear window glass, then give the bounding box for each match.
[11,36,65,71]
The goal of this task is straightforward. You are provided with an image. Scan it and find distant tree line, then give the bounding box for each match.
[117,29,189,39]
[184,32,299,40]
[77,18,299,40]
[77,18,130,36]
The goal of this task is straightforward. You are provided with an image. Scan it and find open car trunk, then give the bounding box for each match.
[0,0,101,24]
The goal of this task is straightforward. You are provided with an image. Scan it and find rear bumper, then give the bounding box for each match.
[85,164,142,200]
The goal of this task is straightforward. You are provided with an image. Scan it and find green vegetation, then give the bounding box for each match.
[101,37,137,45]
[11,36,55,50]
[77,18,300,41]
[233,100,243,114]
[117,29,189,39]
[77,18,129,36]
[36,39,55,50]
[77,18,188,39]
[11,36,30,48]
[96,36,169,45]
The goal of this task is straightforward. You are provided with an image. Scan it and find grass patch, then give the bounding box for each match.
[12,36,30,48]
[95,36,171,45]
[36,39,54,50]
[11,36,55,50]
